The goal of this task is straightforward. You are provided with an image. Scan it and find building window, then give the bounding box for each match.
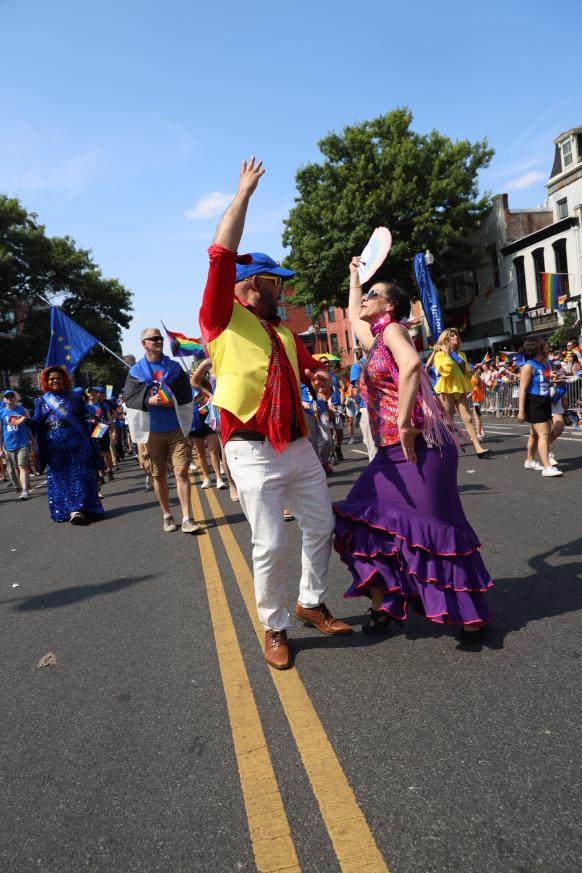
[327,307,335,323]
[305,304,314,318]
[553,239,569,294]
[532,248,546,303]
[562,138,573,168]
[277,305,288,320]
[514,257,527,308]
[556,198,568,220]
[487,244,500,288]
[330,333,339,355]
[345,330,351,353]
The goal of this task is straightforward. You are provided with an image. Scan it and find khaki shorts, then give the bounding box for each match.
[143,429,191,476]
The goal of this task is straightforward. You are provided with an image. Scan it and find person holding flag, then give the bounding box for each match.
[123,329,200,534]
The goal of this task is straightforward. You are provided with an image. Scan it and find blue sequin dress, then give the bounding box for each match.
[33,393,104,523]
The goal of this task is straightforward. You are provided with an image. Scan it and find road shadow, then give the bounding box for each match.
[9,574,156,612]
[458,483,492,494]
[103,501,160,519]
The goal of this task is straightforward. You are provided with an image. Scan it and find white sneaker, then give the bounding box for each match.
[348,437,355,445]
[524,460,543,471]
[542,466,563,477]
[189,462,198,472]
[548,452,559,467]
[201,478,212,489]
[216,478,228,489]
[18,490,29,500]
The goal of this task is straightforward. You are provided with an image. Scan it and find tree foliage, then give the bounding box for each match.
[282,108,494,309]
[0,195,133,388]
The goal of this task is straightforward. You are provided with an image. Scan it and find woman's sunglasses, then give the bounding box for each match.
[363,289,387,301]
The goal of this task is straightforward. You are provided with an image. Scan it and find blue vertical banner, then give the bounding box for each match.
[45,307,99,372]
[414,253,444,342]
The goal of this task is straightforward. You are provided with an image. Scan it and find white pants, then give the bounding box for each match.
[359,408,377,462]
[224,437,334,630]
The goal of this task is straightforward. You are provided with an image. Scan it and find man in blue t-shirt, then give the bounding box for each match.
[0,390,31,499]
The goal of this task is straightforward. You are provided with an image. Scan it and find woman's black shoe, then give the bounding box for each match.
[362,609,403,635]
[458,626,485,644]
[476,449,491,458]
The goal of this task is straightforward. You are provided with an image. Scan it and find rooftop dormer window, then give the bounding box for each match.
[562,138,573,168]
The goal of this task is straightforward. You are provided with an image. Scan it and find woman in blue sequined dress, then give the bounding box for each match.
[32,366,104,524]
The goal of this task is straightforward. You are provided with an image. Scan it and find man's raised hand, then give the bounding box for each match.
[237,156,266,200]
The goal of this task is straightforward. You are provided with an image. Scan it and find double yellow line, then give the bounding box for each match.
[190,481,390,873]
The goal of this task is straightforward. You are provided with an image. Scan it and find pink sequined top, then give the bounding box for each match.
[360,316,425,447]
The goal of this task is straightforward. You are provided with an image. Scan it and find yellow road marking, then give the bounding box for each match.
[203,487,391,873]
[190,485,301,873]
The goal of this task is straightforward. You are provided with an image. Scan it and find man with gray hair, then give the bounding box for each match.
[123,328,200,533]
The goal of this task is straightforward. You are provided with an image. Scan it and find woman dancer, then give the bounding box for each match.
[32,366,104,523]
[433,329,490,458]
[333,258,493,644]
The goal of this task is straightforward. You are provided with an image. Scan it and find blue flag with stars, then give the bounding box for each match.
[45,307,99,373]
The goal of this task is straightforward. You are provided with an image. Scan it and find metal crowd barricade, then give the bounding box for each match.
[480,377,582,422]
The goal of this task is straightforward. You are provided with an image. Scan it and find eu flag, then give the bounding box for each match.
[45,307,99,373]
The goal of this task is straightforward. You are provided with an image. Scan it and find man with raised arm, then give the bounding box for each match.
[199,157,352,670]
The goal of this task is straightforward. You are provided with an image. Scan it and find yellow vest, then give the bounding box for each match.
[207,301,304,423]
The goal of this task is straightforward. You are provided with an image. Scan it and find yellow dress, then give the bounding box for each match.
[434,351,473,395]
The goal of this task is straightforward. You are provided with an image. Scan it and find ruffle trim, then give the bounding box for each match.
[334,504,483,558]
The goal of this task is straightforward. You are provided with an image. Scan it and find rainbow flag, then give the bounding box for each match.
[164,327,205,359]
[498,352,509,363]
[541,273,561,310]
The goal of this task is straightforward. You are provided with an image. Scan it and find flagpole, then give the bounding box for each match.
[160,319,189,373]
[35,292,130,368]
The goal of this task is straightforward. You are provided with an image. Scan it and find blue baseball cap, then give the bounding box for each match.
[3,389,16,397]
[235,252,295,283]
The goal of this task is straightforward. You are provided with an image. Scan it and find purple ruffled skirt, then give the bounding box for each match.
[333,439,493,625]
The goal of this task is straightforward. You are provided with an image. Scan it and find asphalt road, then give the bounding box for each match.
[1,419,581,873]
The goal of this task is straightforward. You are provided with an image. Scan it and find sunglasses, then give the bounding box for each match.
[144,336,163,343]
[363,289,387,301]
[256,274,283,289]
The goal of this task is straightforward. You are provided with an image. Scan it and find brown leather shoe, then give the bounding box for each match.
[294,602,352,635]
[264,630,292,670]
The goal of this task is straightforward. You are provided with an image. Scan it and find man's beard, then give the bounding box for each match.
[260,295,279,320]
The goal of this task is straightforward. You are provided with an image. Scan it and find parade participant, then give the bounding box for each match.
[549,379,568,467]
[518,340,562,477]
[351,350,376,461]
[470,369,486,439]
[123,329,201,533]
[199,157,351,670]
[328,365,345,462]
[433,329,491,457]
[32,366,104,523]
[0,390,31,500]
[189,359,227,490]
[334,258,493,644]
[86,387,114,482]
[341,376,358,443]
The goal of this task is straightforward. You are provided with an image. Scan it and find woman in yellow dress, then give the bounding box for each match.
[433,329,490,458]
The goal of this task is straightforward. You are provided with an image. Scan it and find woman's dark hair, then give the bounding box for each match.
[378,282,411,322]
[522,339,547,360]
[40,366,72,392]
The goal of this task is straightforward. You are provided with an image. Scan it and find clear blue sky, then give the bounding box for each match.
[1,0,580,360]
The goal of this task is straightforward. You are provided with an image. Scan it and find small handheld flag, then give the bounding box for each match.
[92,422,109,439]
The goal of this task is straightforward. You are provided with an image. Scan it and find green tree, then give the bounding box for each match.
[0,195,133,389]
[282,108,494,308]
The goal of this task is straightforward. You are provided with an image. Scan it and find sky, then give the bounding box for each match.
[1,0,581,362]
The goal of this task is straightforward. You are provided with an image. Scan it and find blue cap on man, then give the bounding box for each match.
[235,253,295,284]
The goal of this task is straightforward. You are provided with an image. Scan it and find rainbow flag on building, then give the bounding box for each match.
[541,273,562,310]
